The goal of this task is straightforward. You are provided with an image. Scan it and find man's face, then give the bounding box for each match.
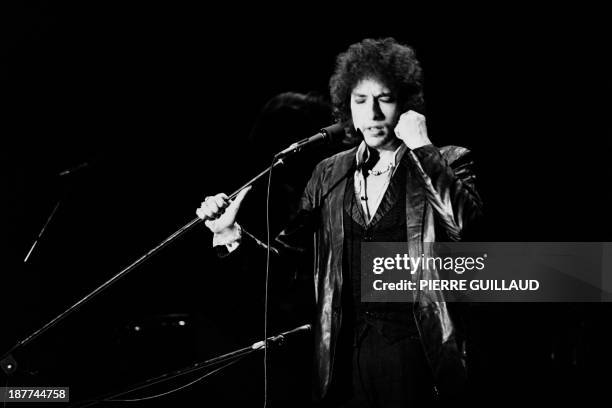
[350,78,401,150]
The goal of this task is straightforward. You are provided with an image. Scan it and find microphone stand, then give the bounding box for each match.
[22,201,61,264]
[0,158,287,375]
[69,324,311,407]
[1,164,86,374]
[0,201,64,375]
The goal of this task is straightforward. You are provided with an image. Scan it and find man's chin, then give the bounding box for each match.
[364,134,386,145]
[364,134,395,149]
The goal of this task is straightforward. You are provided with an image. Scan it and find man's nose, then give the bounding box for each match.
[369,99,384,120]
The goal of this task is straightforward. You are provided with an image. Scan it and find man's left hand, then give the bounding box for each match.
[394,110,432,149]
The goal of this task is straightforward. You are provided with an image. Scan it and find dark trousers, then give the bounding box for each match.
[321,324,436,408]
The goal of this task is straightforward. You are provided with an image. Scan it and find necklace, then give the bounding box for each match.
[367,162,393,176]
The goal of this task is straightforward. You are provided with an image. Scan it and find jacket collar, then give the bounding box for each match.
[355,140,408,172]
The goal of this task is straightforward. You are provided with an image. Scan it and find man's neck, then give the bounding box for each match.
[373,138,403,162]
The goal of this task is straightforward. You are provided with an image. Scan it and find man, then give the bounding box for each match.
[197,37,482,406]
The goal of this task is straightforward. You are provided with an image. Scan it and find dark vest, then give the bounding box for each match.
[341,153,418,345]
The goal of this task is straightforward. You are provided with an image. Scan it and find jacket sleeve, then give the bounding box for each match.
[408,144,483,241]
[213,224,279,258]
[273,159,323,253]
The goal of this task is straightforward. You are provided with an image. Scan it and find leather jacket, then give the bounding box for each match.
[275,143,483,400]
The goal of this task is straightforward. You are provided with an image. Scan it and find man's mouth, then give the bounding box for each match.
[364,126,386,135]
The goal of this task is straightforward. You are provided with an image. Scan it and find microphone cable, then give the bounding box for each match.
[263,157,275,408]
[104,355,248,404]
[69,354,251,407]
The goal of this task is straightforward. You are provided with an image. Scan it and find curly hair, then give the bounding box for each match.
[329,37,424,124]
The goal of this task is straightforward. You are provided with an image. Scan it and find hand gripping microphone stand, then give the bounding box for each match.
[0,123,344,375]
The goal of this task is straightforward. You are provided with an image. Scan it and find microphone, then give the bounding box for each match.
[250,324,311,350]
[58,161,91,177]
[273,123,346,159]
[279,324,311,337]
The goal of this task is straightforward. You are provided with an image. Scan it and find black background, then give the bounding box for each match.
[2,2,611,406]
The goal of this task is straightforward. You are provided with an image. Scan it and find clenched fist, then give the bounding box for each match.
[394,110,431,149]
[196,186,251,234]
